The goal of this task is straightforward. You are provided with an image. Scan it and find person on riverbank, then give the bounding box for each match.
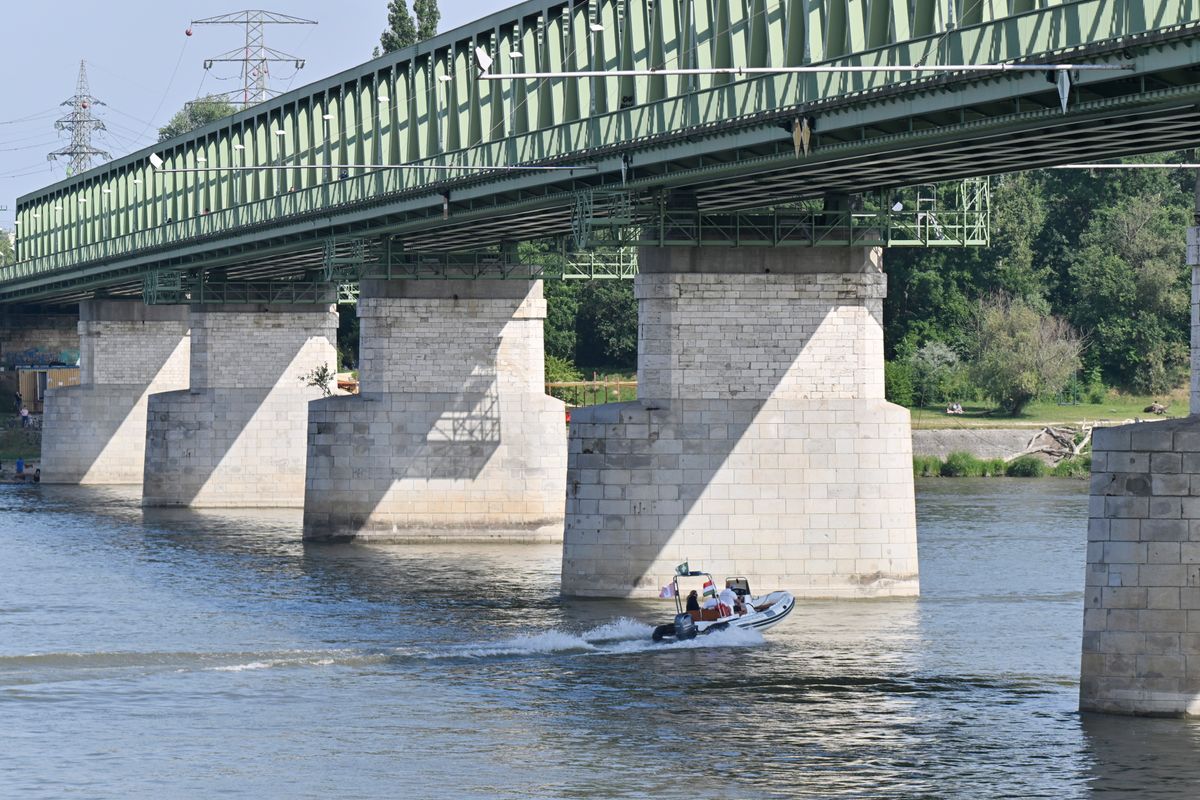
[13,390,21,414]
[15,457,24,476]
[19,406,29,428]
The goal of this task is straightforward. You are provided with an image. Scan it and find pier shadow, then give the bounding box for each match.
[562,264,916,597]
[142,306,336,509]
[303,346,559,538]
[42,308,188,485]
[303,281,566,540]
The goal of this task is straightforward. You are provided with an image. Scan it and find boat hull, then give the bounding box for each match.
[653,591,795,642]
[697,591,795,634]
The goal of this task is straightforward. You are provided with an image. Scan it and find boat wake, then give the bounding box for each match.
[436,617,765,660]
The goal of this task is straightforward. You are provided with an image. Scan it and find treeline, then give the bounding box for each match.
[884,153,1195,408]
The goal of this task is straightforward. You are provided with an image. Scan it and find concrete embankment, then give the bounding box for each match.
[911,428,1037,460]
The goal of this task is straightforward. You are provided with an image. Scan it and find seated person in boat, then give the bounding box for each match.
[718,586,738,618]
[685,590,700,613]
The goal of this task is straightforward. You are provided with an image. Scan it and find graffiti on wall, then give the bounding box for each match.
[2,347,80,369]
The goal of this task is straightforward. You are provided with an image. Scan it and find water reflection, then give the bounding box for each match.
[1082,713,1200,797]
[4,479,1200,797]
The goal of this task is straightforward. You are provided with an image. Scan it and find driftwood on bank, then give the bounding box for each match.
[1006,425,1093,464]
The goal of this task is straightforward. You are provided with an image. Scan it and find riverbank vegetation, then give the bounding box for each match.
[914,451,1092,479]
[884,154,1195,415]
[0,426,39,462]
[541,154,1196,418]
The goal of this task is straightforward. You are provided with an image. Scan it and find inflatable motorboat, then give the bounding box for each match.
[651,570,794,643]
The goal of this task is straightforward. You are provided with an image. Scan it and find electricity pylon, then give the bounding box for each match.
[189,10,317,108]
[47,61,110,176]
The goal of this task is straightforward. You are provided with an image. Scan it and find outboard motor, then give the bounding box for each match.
[673,612,698,641]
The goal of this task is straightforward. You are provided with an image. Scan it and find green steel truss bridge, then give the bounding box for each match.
[3,0,1200,306]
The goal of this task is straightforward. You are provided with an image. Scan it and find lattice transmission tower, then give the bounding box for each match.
[47,60,110,176]
[189,10,317,108]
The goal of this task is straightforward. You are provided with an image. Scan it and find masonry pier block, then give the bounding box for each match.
[42,300,189,484]
[142,304,337,507]
[303,280,566,541]
[1081,418,1200,716]
[561,247,919,598]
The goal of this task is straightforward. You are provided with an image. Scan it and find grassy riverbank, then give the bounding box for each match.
[0,426,40,462]
[914,451,1090,479]
[909,392,1184,430]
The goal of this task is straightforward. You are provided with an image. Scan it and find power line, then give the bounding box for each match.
[46,61,110,176]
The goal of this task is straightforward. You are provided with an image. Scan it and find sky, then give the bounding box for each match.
[0,0,514,229]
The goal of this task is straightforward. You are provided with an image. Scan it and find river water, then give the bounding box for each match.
[3,479,1200,798]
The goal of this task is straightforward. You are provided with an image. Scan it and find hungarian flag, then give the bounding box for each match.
[659,583,676,599]
[702,577,717,598]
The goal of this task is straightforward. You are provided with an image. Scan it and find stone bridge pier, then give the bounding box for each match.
[42,300,189,484]
[302,279,566,541]
[142,304,337,508]
[1080,230,1200,716]
[560,247,919,598]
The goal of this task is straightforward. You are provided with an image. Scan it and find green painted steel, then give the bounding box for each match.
[2,0,1200,303]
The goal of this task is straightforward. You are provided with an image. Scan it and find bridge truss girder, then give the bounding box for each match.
[3,0,1200,305]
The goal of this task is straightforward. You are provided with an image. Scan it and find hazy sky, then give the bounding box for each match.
[0,0,513,228]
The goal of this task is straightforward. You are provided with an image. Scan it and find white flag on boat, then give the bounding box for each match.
[659,583,676,599]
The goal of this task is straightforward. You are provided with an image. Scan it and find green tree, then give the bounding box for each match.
[971,295,1083,416]
[336,306,359,371]
[158,95,237,142]
[1067,193,1190,393]
[987,172,1052,304]
[575,281,638,368]
[544,280,580,361]
[413,0,440,41]
[884,360,914,407]
[378,0,438,54]
[545,354,585,405]
[0,230,13,266]
[909,341,962,406]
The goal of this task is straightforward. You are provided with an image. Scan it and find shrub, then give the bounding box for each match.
[981,458,1008,477]
[912,455,942,477]
[545,355,585,405]
[1084,368,1108,404]
[885,360,915,407]
[1006,456,1047,477]
[941,451,985,477]
[1051,456,1092,478]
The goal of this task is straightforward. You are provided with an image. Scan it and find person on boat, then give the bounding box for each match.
[685,590,700,613]
[736,594,754,615]
[717,586,737,618]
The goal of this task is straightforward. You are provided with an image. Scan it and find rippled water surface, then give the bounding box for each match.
[4,479,1200,797]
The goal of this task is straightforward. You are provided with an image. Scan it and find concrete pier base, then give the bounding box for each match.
[143,304,337,508]
[1081,418,1200,716]
[42,301,189,484]
[303,280,566,541]
[561,247,919,598]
